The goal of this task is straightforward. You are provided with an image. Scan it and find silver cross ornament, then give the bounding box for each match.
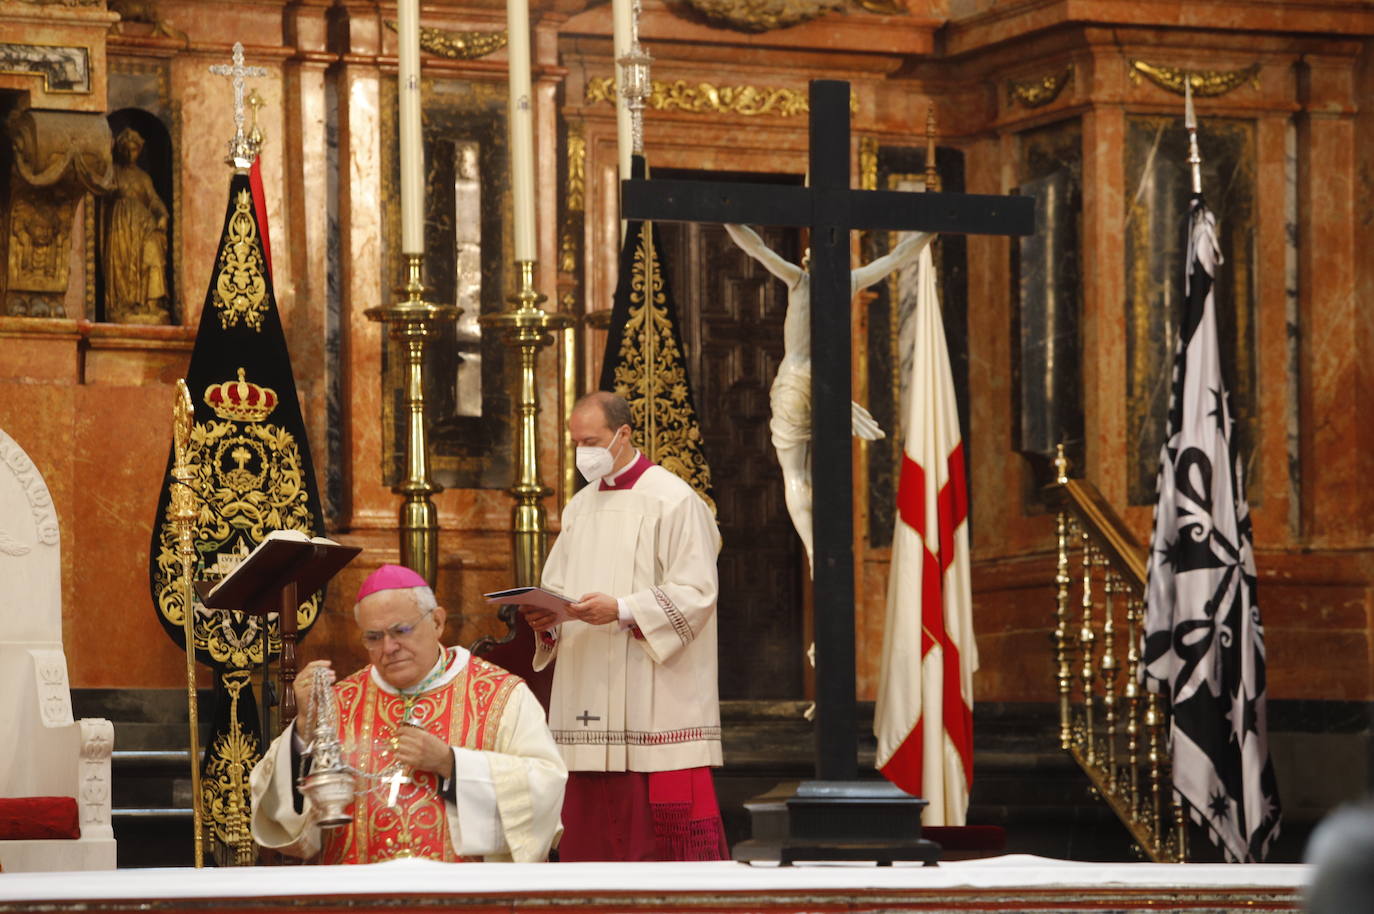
[209,42,268,169]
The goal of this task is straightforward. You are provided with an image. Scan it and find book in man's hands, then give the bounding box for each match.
[483,586,576,624]
[196,529,360,615]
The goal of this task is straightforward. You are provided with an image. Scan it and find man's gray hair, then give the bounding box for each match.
[1306,803,1374,914]
[353,584,438,622]
[576,390,633,433]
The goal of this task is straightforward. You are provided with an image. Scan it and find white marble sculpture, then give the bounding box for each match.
[725,224,934,571]
[0,426,116,872]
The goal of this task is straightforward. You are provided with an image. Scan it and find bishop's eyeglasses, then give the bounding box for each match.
[360,607,435,649]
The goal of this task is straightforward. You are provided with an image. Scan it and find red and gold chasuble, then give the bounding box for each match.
[320,652,518,863]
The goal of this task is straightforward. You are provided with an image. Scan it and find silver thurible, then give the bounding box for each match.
[297,666,354,828]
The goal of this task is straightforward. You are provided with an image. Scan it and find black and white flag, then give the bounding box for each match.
[1142,196,1281,862]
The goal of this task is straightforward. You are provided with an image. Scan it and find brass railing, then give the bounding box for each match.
[1050,447,1188,862]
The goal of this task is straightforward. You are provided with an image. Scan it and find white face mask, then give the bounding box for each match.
[576,428,624,483]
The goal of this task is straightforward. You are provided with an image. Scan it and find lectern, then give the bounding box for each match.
[196,536,361,723]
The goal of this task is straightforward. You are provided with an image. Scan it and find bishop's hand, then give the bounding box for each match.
[394,724,454,779]
[294,659,333,739]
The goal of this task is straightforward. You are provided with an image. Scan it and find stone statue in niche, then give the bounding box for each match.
[724,222,932,572]
[103,127,170,324]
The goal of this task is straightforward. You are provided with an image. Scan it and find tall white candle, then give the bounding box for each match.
[612,0,633,184]
[506,0,536,261]
[398,0,424,255]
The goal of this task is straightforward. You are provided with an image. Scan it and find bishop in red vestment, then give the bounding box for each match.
[251,565,567,862]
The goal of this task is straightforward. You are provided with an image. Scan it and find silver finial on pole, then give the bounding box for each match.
[1184,74,1202,195]
[209,42,268,171]
[617,0,652,156]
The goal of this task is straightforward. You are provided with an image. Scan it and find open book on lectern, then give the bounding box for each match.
[195,529,362,615]
[483,585,576,625]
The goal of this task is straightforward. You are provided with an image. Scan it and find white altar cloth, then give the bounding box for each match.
[0,855,1307,903]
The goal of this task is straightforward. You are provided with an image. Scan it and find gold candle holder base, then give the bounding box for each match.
[479,261,571,588]
[365,254,461,586]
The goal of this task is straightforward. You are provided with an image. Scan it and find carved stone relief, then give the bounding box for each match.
[78,717,115,833]
[0,428,60,545]
[1,108,113,317]
[30,647,74,727]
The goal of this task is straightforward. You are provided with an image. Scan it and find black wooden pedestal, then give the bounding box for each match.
[732,780,942,866]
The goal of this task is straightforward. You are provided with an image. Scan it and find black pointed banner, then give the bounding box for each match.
[148,169,325,861]
[1142,194,1280,862]
[599,155,714,512]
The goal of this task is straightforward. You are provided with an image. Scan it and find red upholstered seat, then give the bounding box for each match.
[0,797,81,840]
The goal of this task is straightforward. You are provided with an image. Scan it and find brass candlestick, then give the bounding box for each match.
[366,254,460,585]
[480,261,571,586]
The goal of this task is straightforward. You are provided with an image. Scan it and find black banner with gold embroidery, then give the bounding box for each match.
[599,156,715,512]
[148,170,325,863]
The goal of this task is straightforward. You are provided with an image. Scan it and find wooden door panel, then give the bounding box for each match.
[656,218,805,700]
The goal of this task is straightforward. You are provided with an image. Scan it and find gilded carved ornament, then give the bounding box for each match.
[560,131,586,275]
[1007,64,1074,109]
[679,0,843,32]
[1129,60,1260,97]
[586,76,812,117]
[854,0,906,12]
[859,136,878,191]
[385,21,508,60]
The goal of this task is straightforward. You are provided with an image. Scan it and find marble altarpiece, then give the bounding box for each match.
[0,0,1370,864]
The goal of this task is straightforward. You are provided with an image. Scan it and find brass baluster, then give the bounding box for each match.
[1099,567,1120,789]
[1078,532,1096,761]
[1054,510,1074,750]
[1124,593,1142,813]
[1173,774,1190,862]
[1145,691,1165,851]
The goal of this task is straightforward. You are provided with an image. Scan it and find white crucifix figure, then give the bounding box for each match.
[384,767,411,808]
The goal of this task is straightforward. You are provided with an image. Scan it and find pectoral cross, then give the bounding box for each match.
[209,42,267,165]
[384,768,411,808]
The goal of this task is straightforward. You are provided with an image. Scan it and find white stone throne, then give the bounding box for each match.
[0,426,116,871]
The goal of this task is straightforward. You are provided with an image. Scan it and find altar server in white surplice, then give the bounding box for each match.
[522,391,727,862]
[250,565,567,863]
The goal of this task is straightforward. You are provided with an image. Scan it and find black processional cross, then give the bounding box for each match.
[622,81,1034,860]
